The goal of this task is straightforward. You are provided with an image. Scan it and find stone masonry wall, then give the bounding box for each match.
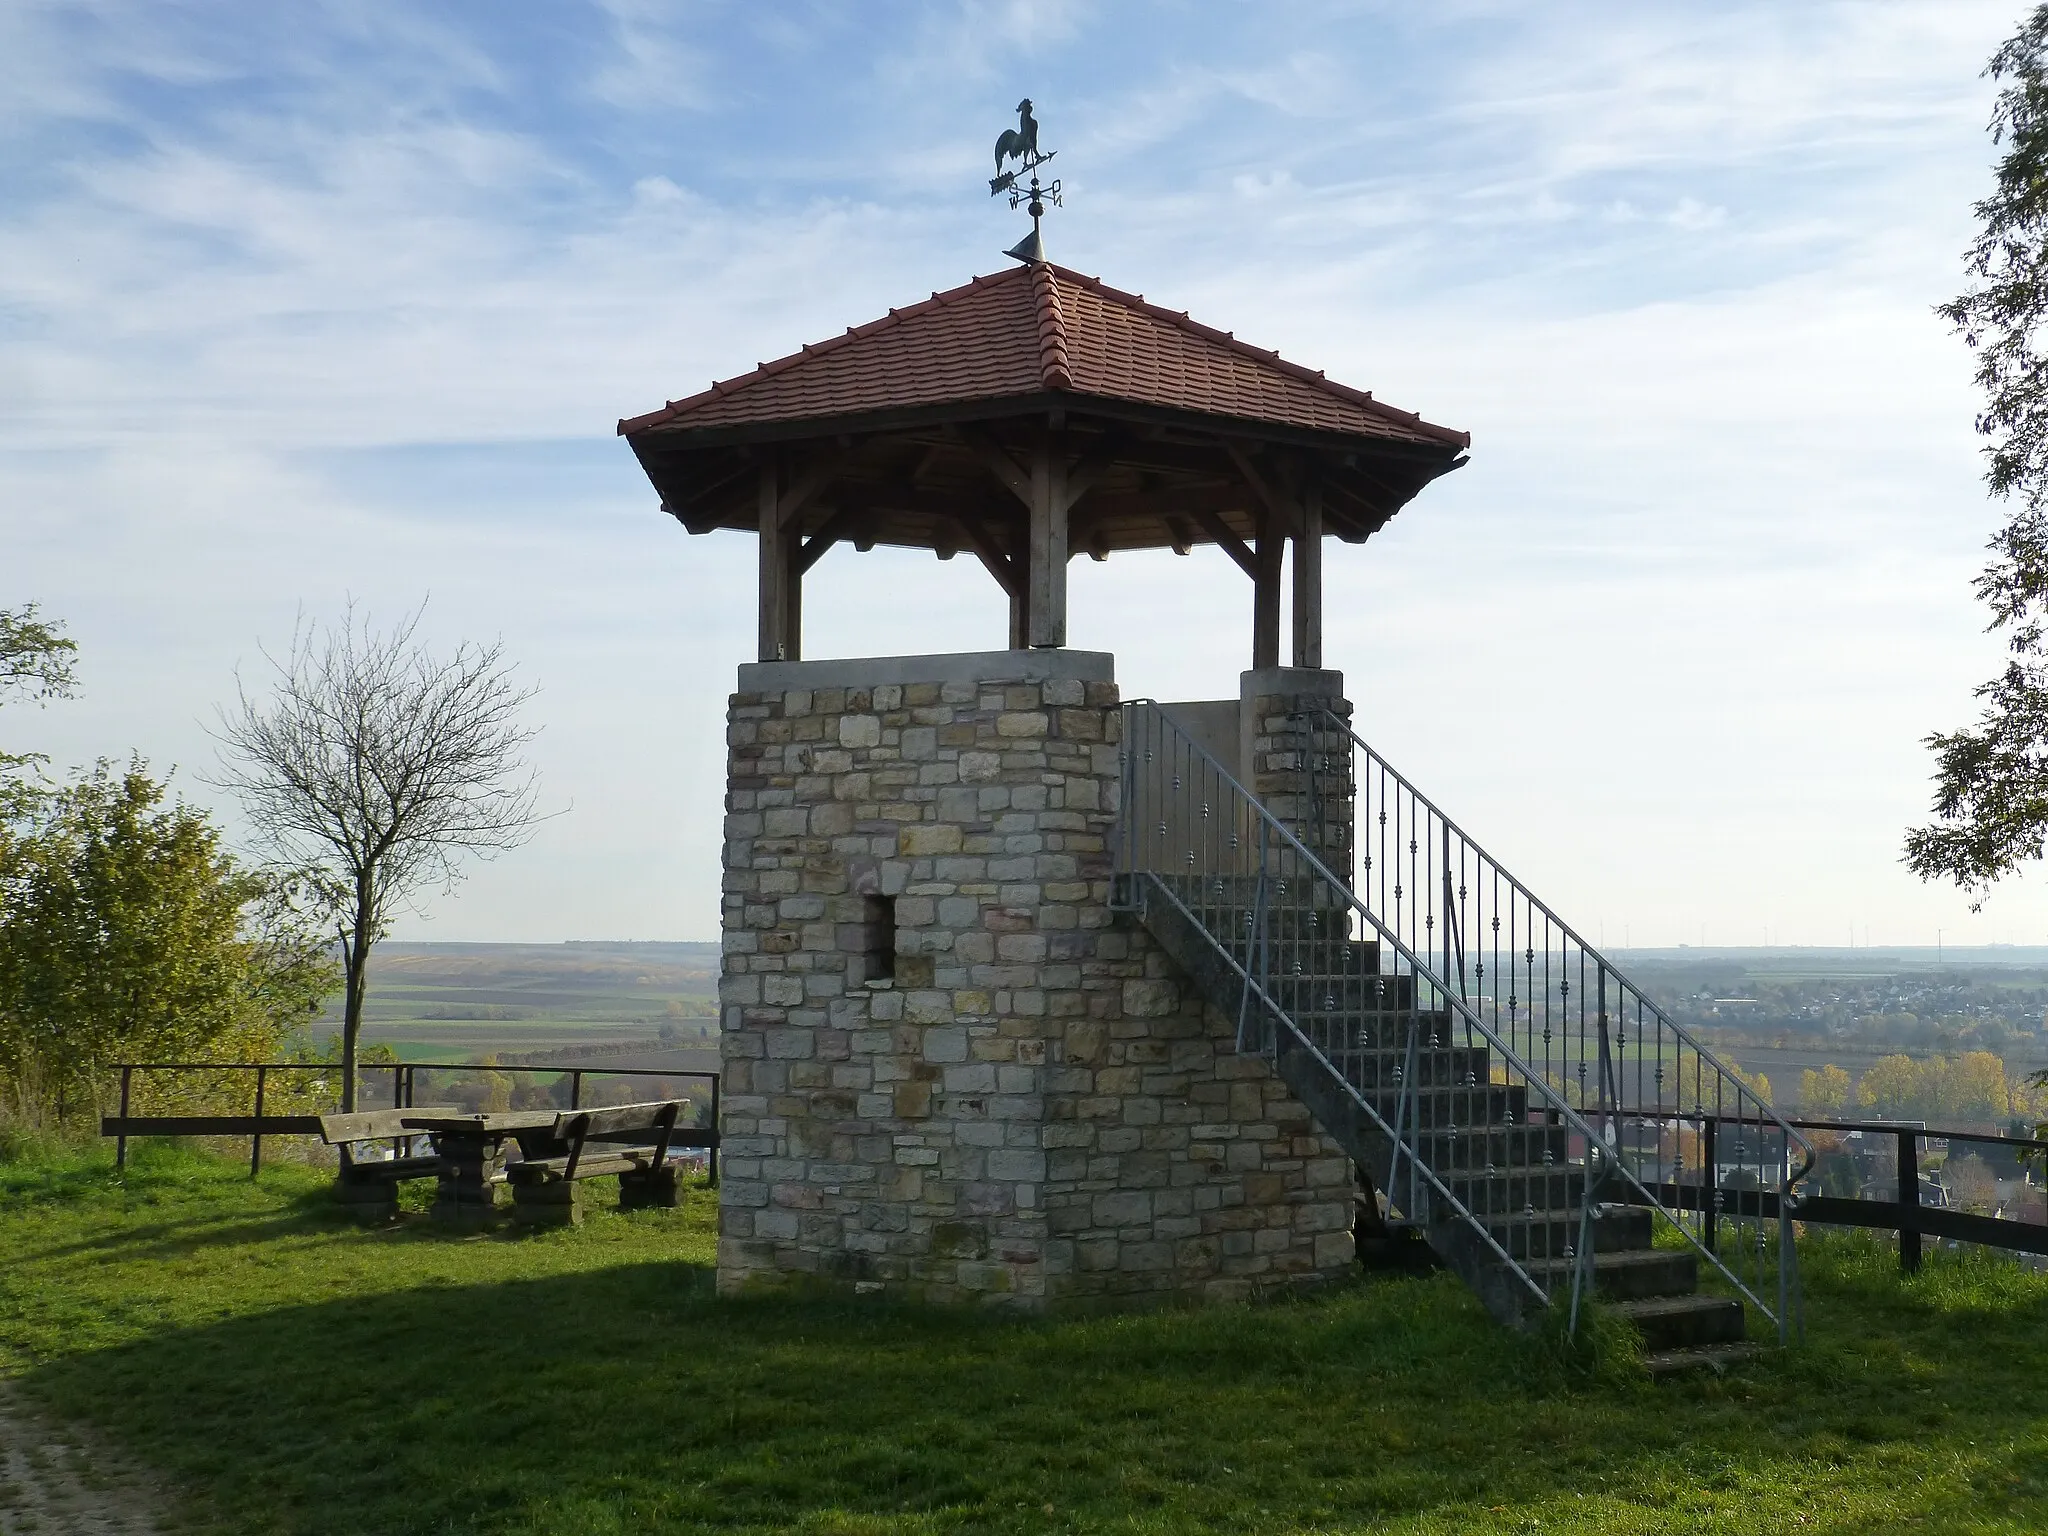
[717,652,1354,1309]
[1245,668,1355,886]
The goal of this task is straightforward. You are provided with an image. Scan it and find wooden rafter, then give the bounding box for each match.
[1186,505,1258,579]
[1224,440,1301,535]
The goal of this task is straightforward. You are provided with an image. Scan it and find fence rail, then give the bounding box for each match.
[1762,1113,2045,1271]
[103,1059,721,1182]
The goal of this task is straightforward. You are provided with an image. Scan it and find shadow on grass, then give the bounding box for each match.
[18,1237,2048,1536]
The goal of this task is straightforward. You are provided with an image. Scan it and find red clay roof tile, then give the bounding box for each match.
[620,263,1466,449]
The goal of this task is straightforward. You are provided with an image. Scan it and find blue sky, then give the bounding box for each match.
[3,0,2039,946]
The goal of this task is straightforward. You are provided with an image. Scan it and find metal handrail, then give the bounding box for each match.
[1134,868,1605,1317]
[1301,703,1813,1336]
[1118,701,1634,1327]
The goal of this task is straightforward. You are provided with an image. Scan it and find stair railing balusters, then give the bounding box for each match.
[1568,1140,1606,1329]
[1440,822,1456,1003]
[1240,816,1267,1054]
[1595,964,1615,1146]
[1295,703,1814,1339]
[1116,700,1804,1337]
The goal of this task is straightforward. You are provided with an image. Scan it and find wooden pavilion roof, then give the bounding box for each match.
[620,262,1469,562]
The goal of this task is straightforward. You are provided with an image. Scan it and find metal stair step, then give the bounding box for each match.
[1320,1046,1492,1090]
[1588,1204,1655,1251]
[1294,1021,1466,1057]
[1434,1167,1585,1213]
[1129,871,1792,1348]
[1270,977,1420,1010]
[1523,1247,1699,1301]
[1609,1294,1746,1352]
[1473,1204,1649,1259]
[1401,1123,1570,1170]
[1352,1083,1530,1129]
[1643,1343,1763,1378]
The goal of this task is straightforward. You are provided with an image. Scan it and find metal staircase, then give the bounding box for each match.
[1114,700,1812,1367]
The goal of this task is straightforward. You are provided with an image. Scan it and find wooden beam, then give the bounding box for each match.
[1061,433,1125,512]
[951,511,1023,595]
[783,534,803,661]
[1224,440,1301,537]
[1317,480,1380,543]
[1292,481,1323,669]
[795,505,863,576]
[1027,432,1069,647]
[958,426,1034,507]
[972,548,1017,595]
[1187,506,1258,579]
[777,451,846,529]
[757,461,792,662]
[101,1115,326,1137]
[695,477,1264,545]
[1253,506,1282,671]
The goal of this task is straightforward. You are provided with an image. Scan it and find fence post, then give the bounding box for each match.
[388,1064,404,1159]
[250,1065,267,1179]
[1702,1117,1719,1255]
[1899,1128,1922,1275]
[570,1070,583,1110]
[116,1066,132,1172]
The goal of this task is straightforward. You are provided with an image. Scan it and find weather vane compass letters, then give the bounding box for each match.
[990,98,1060,264]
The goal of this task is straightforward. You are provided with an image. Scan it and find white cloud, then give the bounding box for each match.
[583,0,719,112]
[3,0,2041,946]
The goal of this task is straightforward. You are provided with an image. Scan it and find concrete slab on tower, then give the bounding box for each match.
[739,648,1113,693]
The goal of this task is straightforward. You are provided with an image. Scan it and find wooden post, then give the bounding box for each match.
[115,1065,131,1172]
[1291,482,1323,669]
[1898,1128,1922,1274]
[1027,437,1068,648]
[1253,508,1283,670]
[250,1065,267,1179]
[708,1073,721,1187]
[757,461,789,662]
[752,461,808,663]
[782,530,803,662]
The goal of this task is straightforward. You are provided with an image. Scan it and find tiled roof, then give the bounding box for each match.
[619,263,1468,449]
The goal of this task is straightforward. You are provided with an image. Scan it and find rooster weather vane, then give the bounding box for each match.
[990,98,1060,264]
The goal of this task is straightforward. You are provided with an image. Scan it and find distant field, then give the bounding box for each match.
[316,941,720,1062]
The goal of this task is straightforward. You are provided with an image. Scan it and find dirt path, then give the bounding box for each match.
[0,1384,166,1535]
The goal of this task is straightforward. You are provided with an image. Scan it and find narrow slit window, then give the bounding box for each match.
[863,895,896,985]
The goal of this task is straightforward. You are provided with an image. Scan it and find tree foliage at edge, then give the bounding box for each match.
[1910,5,2048,902]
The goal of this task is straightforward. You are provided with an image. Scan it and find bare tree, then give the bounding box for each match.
[213,606,543,1109]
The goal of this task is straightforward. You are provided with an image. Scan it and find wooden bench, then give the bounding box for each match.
[503,1101,693,1227]
[320,1108,453,1222]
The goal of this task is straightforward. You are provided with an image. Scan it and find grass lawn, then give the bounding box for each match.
[0,1140,2043,1534]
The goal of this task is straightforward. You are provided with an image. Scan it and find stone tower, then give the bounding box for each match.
[619,261,1469,1307]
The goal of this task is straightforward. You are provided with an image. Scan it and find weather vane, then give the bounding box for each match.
[990,98,1060,264]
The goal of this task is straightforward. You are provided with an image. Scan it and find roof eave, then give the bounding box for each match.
[625,390,1467,465]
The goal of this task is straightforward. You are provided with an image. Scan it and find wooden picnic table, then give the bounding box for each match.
[395,1110,560,1223]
